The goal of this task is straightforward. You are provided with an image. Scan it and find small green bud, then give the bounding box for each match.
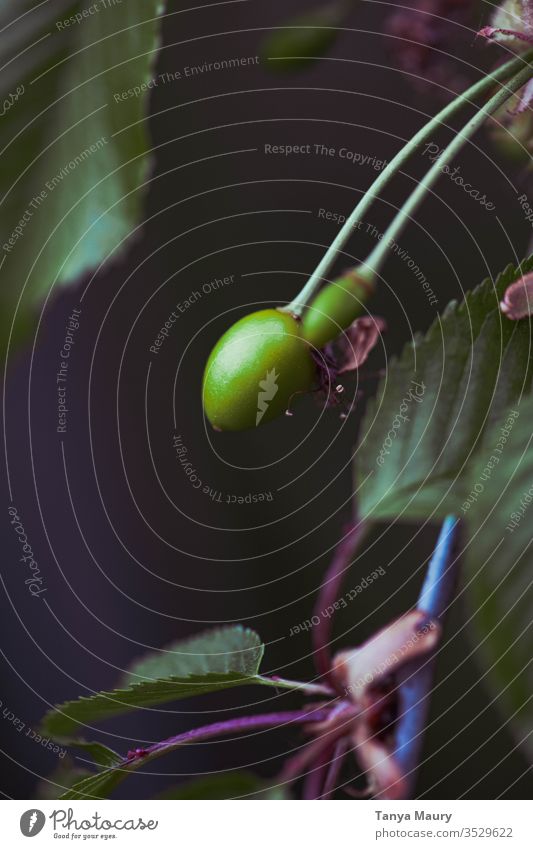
[261,4,345,72]
[301,270,376,349]
[202,309,316,431]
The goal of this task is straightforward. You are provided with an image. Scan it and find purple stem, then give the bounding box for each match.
[279,701,355,790]
[393,515,460,797]
[321,738,349,799]
[279,729,343,786]
[313,520,368,684]
[122,707,331,773]
[302,700,353,799]
[302,744,333,800]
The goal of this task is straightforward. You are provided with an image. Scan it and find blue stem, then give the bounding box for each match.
[417,515,460,618]
[394,515,460,794]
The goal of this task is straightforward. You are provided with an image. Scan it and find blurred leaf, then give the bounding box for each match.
[464,394,533,760]
[60,764,127,800]
[261,2,348,72]
[0,1,76,90]
[62,712,300,799]
[41,626,279,741]
[37,758,91,800]
[357,259,533,521]
[61,753,291,802]
[0,0,166,353]
[159,771,288,799]
[68,740,122,767]
[64,768,289,801]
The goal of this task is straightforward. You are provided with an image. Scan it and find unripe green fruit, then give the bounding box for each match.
[302,271,375,349]
[202,309,316,431]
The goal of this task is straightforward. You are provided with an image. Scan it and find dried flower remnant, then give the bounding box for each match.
[500,271,533,318]
[385,0,475,97]
[331,610,440,799]
[478,0,533,48]
[311,314,386,413]
[332,315,387,375]
[279,609,441,800]
[478,3,533,141]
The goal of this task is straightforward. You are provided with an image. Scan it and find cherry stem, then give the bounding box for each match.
[393,515,461,797]
[363,62,533,275]
[284,48,533,316]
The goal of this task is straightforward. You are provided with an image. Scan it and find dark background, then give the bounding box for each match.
[1,0,531,799]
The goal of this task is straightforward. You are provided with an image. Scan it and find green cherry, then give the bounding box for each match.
[201,52,533,432]
[301,270,376,349]
[202,309,316,431]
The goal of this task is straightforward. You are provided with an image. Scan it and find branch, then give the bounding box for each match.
[393,515,461,797]
[66,707,333,800]
[312,519,368,683]
[135,706,331,763]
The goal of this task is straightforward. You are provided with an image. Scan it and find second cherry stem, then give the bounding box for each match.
[286,48,533,317]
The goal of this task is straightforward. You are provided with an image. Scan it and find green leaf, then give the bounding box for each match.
[464,395,533,759]
[62,747,290,801]
[261,3,346,72]
[159,771,288,799]
[0,0,165,351]
[123,624,264,686]
[41,626,268,741]
[61,757,289,802]
[68,740,122,768]
[358,259,533,521]
[37,759,91,800]
[61,765,128,801]
[357,258,533,759]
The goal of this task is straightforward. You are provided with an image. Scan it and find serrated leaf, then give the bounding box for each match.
[0,0,165,352]
[464,394,533,760]
[358,259,533,520]
[41,626,268,741]
[123,625,264,686]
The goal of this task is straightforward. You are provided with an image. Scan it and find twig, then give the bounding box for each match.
[145,707,331,759]
[301,701,351,799]
[312,519,368,683]
[267,675,334,696]
[393,515,461,797]
[114,707,332,785]
[302,744,334,800]
[321,737,349,799]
